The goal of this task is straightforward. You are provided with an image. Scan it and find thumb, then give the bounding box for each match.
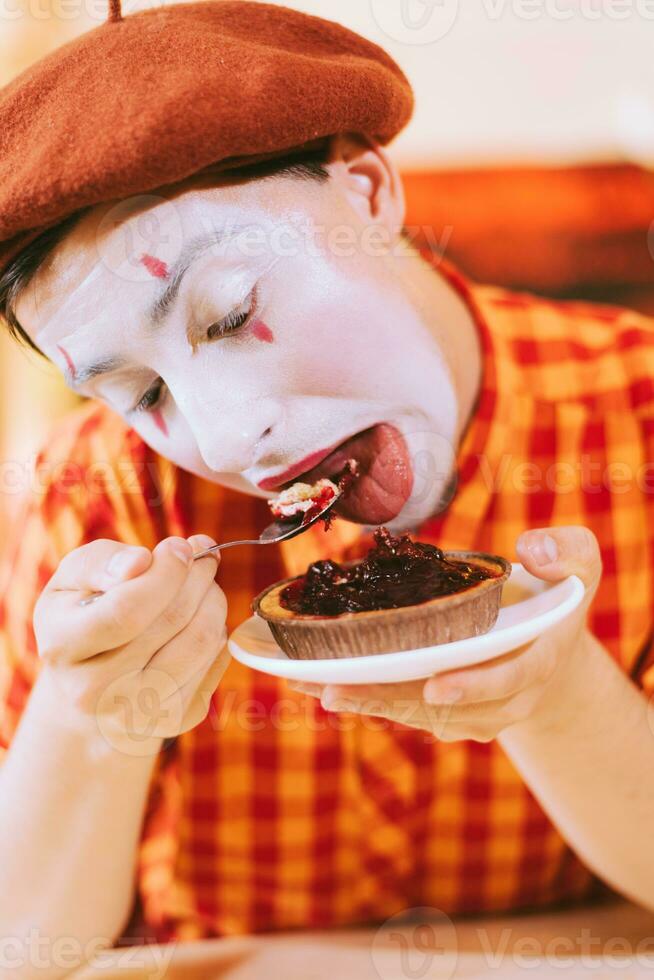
[49,539,154,594]
[516,525,601,594]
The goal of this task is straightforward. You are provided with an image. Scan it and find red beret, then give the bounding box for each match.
[0,0,413,275]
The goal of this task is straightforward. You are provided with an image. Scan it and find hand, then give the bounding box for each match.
[288,526,602,742]
[33,535,230,752]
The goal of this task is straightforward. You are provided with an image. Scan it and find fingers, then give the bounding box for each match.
[294,657,538,714]
[36,536,212,661]
[137,613,229,739]
[516,525,601,593]
[48,539,154,594]
[135,535,221,657]
[176,632,232,734]
[147,581,228,686]
[287,681,324,698]
[287,678,534,741]
[317,680,426,711]
[422,644,538,705]
[305,641,547,713]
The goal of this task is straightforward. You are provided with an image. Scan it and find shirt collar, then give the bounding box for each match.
[417,256,508,551]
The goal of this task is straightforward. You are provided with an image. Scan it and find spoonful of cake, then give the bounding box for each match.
[192,465,356,559]
[192,459,359,557]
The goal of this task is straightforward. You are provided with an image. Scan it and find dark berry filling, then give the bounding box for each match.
[280,526,497,616]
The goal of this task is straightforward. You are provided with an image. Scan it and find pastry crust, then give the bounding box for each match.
[252,552,512,660]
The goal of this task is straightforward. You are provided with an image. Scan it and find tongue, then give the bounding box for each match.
[304,423,413,524]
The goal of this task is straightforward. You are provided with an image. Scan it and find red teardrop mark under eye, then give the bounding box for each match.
[250,320,274,343]
[140,254,169,279]
[152,409,168,437]
[57,344,76,379]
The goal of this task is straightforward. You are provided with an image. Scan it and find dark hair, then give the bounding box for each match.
[0,145,331,352]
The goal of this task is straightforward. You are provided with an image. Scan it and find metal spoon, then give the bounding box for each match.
[78,489,341,606]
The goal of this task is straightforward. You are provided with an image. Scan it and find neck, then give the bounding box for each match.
[404,247,483,446]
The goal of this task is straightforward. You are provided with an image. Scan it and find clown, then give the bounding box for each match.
[2,0,654,964]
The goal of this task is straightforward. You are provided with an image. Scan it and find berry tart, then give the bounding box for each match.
[252,526,511,660]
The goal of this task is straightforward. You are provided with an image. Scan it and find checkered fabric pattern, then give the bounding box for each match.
[3,258,654,939]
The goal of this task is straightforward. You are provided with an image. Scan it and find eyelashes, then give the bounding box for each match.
[134,376,165,414]
[132,289,256,416]
[206,290,254,340]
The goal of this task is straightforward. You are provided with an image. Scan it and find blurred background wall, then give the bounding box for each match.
[2,0,654,508]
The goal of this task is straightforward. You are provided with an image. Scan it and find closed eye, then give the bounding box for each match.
[206,289,255,340]
[133,376,165,414]
[132,289,257,415]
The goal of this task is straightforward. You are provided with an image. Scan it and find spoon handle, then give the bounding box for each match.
[77,539,256,605]
[191,539,257,559]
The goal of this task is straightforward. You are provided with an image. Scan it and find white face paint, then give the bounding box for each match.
[15,158,479,529]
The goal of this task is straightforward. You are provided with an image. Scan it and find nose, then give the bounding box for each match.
[183,394,282,473]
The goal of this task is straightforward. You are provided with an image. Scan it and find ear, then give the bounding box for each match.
[326,133,406,232]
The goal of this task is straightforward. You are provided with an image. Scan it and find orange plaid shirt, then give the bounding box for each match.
[3,260,654,939]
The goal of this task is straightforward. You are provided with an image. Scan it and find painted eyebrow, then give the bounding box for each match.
[66,355,126,388]
[146,227,243,329]
[66,226,242,388]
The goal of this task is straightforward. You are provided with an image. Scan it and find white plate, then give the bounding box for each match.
[227,564,585,685]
